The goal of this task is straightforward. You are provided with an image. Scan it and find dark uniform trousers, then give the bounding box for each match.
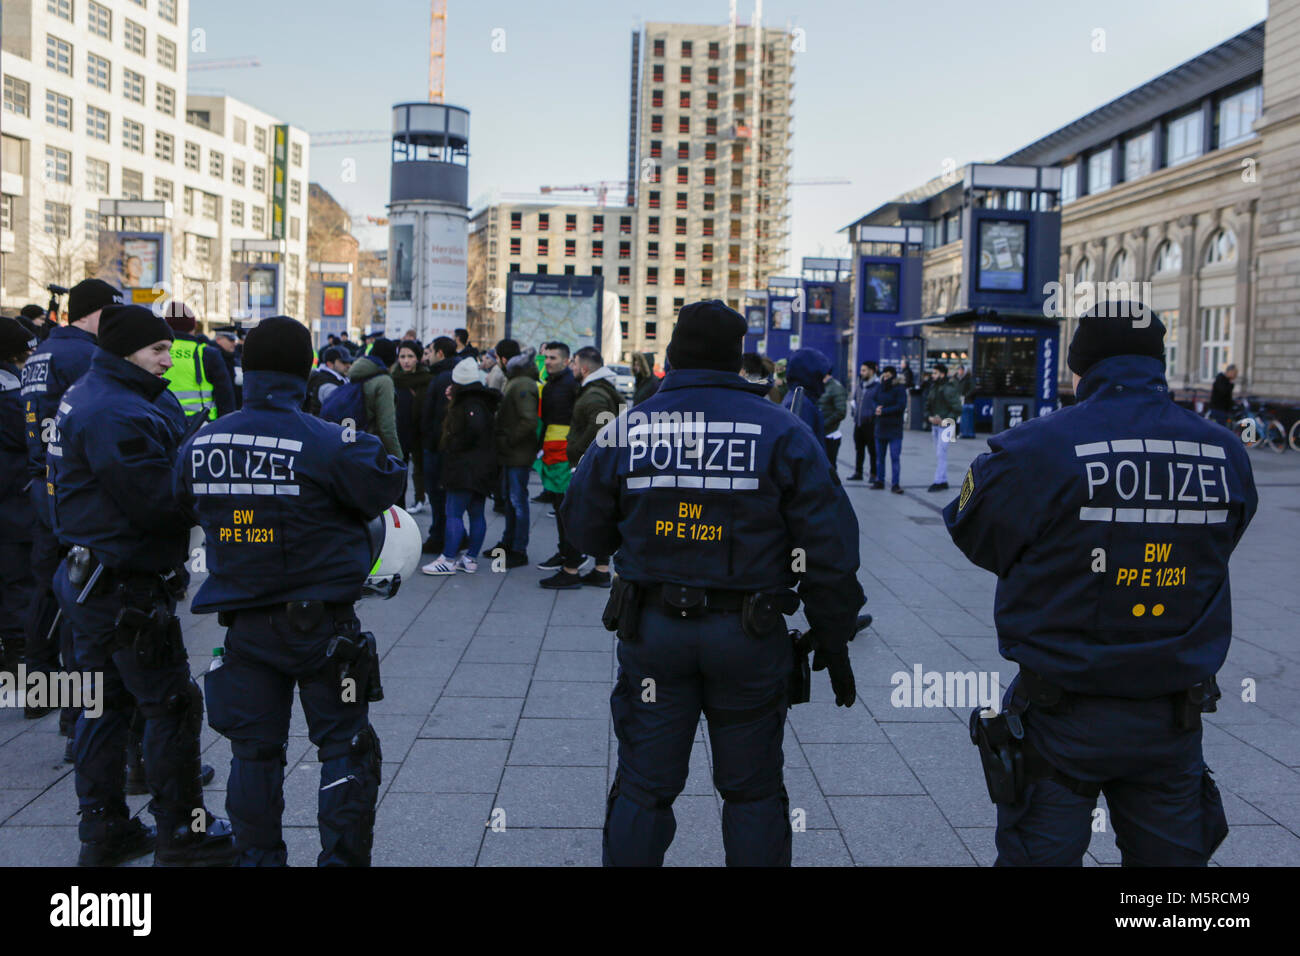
[0,539,35,668]
[606,603,792,866]
[204,605,380,867]
[24,521,78,732]
[995,679,1222,867]
[54,563,204,841]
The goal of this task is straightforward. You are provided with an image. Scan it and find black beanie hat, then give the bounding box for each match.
[97,305,173,358]
[69,279,123,323]
[666,299,746,373]
[370,338,399,368]
[242,316,314,381]
[20,304,46,322]
[1067,302,1166,376]
[0,316,38,358]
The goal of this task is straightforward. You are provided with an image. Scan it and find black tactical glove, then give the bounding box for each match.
[811,647,856,707]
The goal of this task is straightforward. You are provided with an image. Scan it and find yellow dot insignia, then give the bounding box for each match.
[1132,604,1146,617]
[958,468,974,511]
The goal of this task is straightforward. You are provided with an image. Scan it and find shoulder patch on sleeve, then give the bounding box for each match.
[958,467,974,511]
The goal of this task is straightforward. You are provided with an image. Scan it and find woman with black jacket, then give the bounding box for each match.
[421,358,501,575]
[391,341,433,513]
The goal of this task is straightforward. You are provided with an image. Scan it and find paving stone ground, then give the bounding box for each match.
[2,426,1298,866]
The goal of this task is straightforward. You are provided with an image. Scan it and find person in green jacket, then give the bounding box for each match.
[347,338,403,458]
[817,371,849,467]
[492,349,540,568]
[923,362,964,492]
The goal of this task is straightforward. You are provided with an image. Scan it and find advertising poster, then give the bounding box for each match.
[121,237,160,289]
[861,262,900,314]
[390,224,414,302]
[805,284,832,323]
[323,282,348,318]
[271,125,289,241]
[977,220,1028,292]
[248,266,277,312]
[505,274,602,352]
[425,214,467,341]
[771,299,793,331]
[745,306,766,333]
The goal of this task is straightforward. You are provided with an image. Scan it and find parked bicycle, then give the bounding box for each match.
[1231,397,1287,453]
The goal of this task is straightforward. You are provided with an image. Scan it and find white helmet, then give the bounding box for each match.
[363,505,421,599]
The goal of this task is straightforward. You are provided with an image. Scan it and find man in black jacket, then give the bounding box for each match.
[419,336,460,553]
[1208,364,1236,428]
[305,347,352,416]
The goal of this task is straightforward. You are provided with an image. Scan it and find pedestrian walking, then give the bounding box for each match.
[924,363,963,491]
[492,349,540,569]
[871,366,906,493]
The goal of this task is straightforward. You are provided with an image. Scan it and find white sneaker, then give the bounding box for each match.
[408,501,427,515]
[457,554,478,574]
[421,556,458,575]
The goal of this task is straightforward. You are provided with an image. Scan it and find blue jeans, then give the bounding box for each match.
[875,436,901,486]
[422,449,446,546]
[443,490,486,558]
[501,465,531,552]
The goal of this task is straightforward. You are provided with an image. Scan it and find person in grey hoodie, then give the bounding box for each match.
[347,337,403,458]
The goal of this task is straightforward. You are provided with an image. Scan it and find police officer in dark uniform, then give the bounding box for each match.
[21,279,122,728]
[947,303,1258,866]
[175,317,407,866]
[50,305,235,866]
[563,301,865,867]
[1,317,38,672]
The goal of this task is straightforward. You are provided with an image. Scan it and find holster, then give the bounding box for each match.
[969,707,1025,805]
[114,577,183,668]
[788,630,812,706]
[602,576,642,644]
[325,624,384,703]
[741,591,798,640]
[1176,677,1221,731]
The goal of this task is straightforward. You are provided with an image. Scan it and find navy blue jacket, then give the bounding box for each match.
[944,355,1258,698]
[49,351,191,572]
[782,348,829,440]
[563,368,865,648]
[21,324,98,527]
[1,361,33,543]
[872,378,907,441]
[175,370,408,613]
[852,376,880,428]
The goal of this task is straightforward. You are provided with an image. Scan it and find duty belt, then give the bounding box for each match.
[218,600,353,628]
[642,584,748,615]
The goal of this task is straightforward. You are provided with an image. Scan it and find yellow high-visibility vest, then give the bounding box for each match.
[164,338,216,420]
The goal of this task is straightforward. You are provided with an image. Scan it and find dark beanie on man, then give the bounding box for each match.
[97,305,173,358]
[665,299,747,373]
[370,338,399,369]
[69,279,123,323]
[0,316,38,358]
[242,316,314,381]
[1067,302,1166,376]
[20,304,46,322]
[162,300,197,335]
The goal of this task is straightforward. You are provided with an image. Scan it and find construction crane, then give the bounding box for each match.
[310,130,390,147]
[187,56,261,71]
[430,0,447,103]
[539,182,631,207]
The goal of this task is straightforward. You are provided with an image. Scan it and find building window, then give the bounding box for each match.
[538,212,549,231]
[44,146,71,184]
[648,191,660,209]
[1218,86,1262,148]
[290,179,301,204]
[209,150,224,178]
[157,36,177,71]
[680,66,692,83]
[649,139,662,158]
[675,242,686,261]
[87,52,111,91]
[592,214,603,233]
[536,264,548,274]
[652,38,664,57]
[122,117,143,152]
[254,126,266,152]
[702,218,714,237]
[647,267,659,284]
[708,41,720,59]
[1166,111,1203,166]
[537,238,548,256]
[1204,228,1237,265]
[3,76,30,117]
[85,208,101,240]
[88,2,111,38]
[291,142,303,167]
[650,114,662,133]
[1163,309,1180,373]
[183,140,200,171]
[160,0,178,23]
[673,269,685,286]
[645,295,658,312]
[701,269,712,285]
[47,35,73,75]
[620,215,632,234]
[565,213,577,232]
[123,68,144,103]
[1119,134,1152,184]
[253,166,265,190]
[1086,150,1112,194]
[121,168,143,200]
[618,266,631,285]
[124,19,146,56]
[48,0,73,21]
[44,201,71,237]
[678,116,691,135]
[87,105,110,141]
[648,216,660,235]
[563,265,575,275]
[232,159,245,185]
[651,90,663,108]
[202,192,219,220]
[653,64,664,83]
[86,156,109,193]
[701,245,714,263]
[645,320,657,340]
[252,206,264,231]
[155,129,174,162]
[191,235,213,260]
[290,215,300,240]
[509,237,521,255]
[679,91,690,109]
[1154,240,1182,275]
[154,177,172,201]
[680,40,692,58]
[233,117,247,144]
[1198,306,1232,381]
[647,241,659,259]
[703,193,715,212]
[675,167,688,185]
[1109,249,1133,281]
[45,90,72,129]
[675,192,687,210]
[592,240,603,257]
[156,83,175,116]
[565,239,576,257]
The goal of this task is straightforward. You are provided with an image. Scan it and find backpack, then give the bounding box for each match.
[320,379,368,428]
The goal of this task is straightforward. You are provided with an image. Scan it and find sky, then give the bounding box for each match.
[191,0,1269,268]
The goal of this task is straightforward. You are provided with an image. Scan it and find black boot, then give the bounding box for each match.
[78,810,156,867]
[154,811,237,867]
[125,732,147,796]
